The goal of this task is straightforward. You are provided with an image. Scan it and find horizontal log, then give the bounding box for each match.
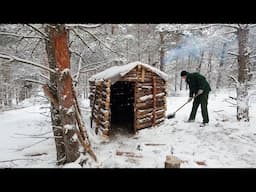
[137,106,166,116]
[136,121,153,130]
[136,100,165,108]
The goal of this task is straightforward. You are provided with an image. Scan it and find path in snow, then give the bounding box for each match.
[1,89,256,168]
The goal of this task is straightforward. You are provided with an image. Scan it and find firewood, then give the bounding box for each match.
[195,161,207,166]
[116,151,143,158]
[165,155,182,168]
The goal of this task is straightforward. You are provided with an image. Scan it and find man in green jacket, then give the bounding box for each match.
[180,71,211,126]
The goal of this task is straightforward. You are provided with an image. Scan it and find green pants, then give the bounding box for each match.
[189,93,209,123]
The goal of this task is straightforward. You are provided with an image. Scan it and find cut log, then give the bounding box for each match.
[165,155,182,168]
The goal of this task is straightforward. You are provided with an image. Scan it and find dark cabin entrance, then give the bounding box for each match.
[110,81,135,134]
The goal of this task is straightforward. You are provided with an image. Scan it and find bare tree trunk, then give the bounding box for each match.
[207,49,213,85]
[49,24,80,162]
[236,26,250,121]
[111,24,117,35]
[216,42,227,89]
[196,50,204,72]
[137,24,141,61]
[174,59,178,92]
[159,32,165,72]
[44,25,66,164]
[186,55,191,90]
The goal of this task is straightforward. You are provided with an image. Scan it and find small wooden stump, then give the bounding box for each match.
[165,155,182,168]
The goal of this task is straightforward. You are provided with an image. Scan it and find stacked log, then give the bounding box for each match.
[89,80,111,136]
[89,63,167,135]
[122,65,166,131]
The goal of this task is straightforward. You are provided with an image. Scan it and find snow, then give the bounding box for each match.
[1,88,256,168]
[89,61,168,84]
[140,94,153,101]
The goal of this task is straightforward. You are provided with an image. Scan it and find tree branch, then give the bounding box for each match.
[229,75,239,85]
[26,24,49,40]
[222,24,239,29]
[40,73,50,81]
[0,32,46,40]
[66,24,103,29]
[69,49,88,65]
[0,53,56,74]
[70,28,95,53]
[30,39,42,58]
[78,27,123,57]
[74,48,87,85]
[227,51,239,56]
[24,79,46,86]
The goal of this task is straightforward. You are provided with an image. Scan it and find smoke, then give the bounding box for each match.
[164,35,206,64]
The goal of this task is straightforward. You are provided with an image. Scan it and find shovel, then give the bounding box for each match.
[167,95,197,119]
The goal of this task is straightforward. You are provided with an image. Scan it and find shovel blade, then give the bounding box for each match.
[167,113,175,119]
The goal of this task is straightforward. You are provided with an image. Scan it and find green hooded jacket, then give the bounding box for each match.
[186,72,211,97]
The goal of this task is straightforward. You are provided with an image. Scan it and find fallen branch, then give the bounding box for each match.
[116,151,143,158]
[195,161,207,166]
[24,152,47,157]
[144,143,166,146]
[74,128,97,162]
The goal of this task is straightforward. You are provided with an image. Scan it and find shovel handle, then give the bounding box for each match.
[174,95,198,113]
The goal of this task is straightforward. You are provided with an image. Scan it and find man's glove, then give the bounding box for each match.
[196,89,203,96]
[187,97,193,102]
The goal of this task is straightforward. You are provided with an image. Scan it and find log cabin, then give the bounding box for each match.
[89,61,168,138]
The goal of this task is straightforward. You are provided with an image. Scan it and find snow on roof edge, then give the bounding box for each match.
[89,61,168,83]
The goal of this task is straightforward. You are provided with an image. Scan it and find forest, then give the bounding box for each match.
[0,24,256,168]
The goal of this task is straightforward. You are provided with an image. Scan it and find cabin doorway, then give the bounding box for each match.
[110,81,135,135]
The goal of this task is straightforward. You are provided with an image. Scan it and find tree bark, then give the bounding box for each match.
[216,42,227,89]
[49,24,80,162]
[236,26,250,121]
[44,25,66,164]
[159,32,165,72]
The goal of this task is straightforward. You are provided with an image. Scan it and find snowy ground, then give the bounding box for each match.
[1,88,256,168]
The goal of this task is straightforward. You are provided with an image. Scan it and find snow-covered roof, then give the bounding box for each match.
[89,61,168,84]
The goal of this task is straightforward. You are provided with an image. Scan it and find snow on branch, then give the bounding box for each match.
[69,49,89,65]
[70,28,95,53]
[222,24,239,29]
[74,48,87,85]
[228,51,239,56]
[66,24,103,28]
[0,53,56,74]
[40,73,50,81]
[229,75,239,85]
[78,27,123,57]
[0,32,47,40]
[24,79,46,86]
[26,24,49,40]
